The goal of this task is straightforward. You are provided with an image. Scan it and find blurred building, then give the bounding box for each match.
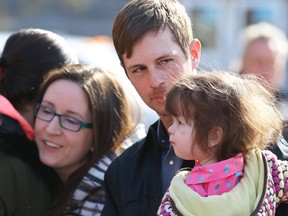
[182,0,288,71]
[0,0,287,73]
[0,0,128,36]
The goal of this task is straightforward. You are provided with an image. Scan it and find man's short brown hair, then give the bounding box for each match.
[112,0,193,68]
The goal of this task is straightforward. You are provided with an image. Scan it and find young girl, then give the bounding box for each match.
[158,71,288,215]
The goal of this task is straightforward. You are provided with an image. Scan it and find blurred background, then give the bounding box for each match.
[0,0,287,69]
[0,0,288,127]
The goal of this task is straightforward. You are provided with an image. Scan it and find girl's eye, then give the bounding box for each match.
[173,118,182,125]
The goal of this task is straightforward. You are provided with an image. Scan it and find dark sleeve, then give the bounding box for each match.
[102,159,120,216]
[0,197,7,216]
[268,136,288,161]
[276,203,288,216]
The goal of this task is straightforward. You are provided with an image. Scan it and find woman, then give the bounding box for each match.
[34,64,143,215]
[0,28,78,216]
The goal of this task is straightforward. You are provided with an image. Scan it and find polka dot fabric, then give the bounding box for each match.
[157,150,288,216]
[184,155,244,197]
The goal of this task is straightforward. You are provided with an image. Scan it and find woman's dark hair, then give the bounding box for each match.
[0,28,78,111]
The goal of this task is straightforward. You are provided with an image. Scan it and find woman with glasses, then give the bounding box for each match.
[34,64,143,215]
[0,28,78,216]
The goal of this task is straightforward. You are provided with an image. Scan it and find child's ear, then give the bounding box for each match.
[208,126,223,148]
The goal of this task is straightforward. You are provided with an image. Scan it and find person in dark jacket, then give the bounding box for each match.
[102,0,200,215]
[0,28,78,216]
[102,0,288,216]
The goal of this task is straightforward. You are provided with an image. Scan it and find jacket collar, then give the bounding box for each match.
[0,95,34,140]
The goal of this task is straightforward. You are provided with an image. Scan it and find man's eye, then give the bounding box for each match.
[132,66,145,73]
[160,58,173,64]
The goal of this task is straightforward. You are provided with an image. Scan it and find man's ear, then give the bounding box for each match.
[208,126,223,148]
[189,38,201,69]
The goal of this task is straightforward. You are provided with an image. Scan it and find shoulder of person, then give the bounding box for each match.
[109,137,146,168]
[268,133,288,160]
[0,150,51,216]
[0,150,32,174]
[0,151,45,193]
[282,121,288,142]
[116,120,160,161]
[106,120,161,178]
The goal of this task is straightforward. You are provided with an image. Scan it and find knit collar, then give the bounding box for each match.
[169,149,265,215]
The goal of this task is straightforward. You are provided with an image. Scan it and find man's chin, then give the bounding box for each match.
[155,109,170,117]
[149,102,167,115]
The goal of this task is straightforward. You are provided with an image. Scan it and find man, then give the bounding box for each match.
[232,22,288,119]
[233,22,288,93]
[102,1,200,215]
[102,1,288,215]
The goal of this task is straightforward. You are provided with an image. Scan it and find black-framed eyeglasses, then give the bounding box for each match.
[34,103,93,132]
